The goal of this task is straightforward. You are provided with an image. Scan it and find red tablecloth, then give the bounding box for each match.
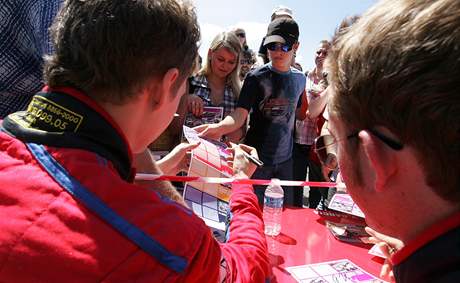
[267,208,384,282]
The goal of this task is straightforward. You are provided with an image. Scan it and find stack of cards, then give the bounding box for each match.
[328,193,365,218]
[319,193,368,244]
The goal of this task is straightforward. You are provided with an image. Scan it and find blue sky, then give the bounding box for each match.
[193,0,377,71]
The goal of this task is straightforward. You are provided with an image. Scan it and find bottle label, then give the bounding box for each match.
[264,196,283,208]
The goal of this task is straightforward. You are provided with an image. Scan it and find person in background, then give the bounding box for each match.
[194,55,203,76]
[324,0,460,281]
[311,16,360,206]
[231,27,256,81]
[256,5,294,66]
[306,16,359,128]
[293,62,303,72]
[0,0,63,118]
[179,31,245,143]
[0,0,269,281]
[196,18,306,206]
[292,40,331,208]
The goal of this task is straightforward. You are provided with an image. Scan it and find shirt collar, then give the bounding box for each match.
[2,86,134,181]
[391,210,460,265]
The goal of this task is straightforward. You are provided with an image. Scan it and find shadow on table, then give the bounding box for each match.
[266,232,297,282]
[273,232,297,245]
[268,253,289,282]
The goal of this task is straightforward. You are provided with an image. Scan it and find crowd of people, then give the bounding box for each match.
[0,0,458,282]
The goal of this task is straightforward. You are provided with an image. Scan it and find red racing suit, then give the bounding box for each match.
[0,87,269,282]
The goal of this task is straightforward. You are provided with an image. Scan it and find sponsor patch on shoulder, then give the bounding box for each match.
[19,96,84,132]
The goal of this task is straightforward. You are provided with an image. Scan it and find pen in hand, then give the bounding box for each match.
[226,140,264,168]
[242,151,264,167]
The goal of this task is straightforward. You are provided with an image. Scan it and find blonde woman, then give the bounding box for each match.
[186,31,244,142]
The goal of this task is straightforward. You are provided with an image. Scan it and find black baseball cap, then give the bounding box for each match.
[264,18,299,47]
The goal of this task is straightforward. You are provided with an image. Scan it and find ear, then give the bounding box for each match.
[292,42,300,52]
[151,68,180,110]
[359,130,398,192]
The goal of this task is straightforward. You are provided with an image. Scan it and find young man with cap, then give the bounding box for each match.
[256,5,294,66]
[324,0,460,281]
[196,18,306,205]
[0,0,269,281]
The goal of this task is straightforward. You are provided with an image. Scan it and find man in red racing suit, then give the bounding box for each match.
[0,0,269,282]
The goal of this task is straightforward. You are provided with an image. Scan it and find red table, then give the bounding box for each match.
[267,208,384,282]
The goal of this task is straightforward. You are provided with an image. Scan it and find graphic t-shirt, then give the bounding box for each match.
[237,63,306,165]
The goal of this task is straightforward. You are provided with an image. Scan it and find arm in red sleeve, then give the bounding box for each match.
[220,183,269,283]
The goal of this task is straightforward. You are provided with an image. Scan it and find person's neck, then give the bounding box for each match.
[371,179,459,244]
[271,61,291,73]
[207,73,226,88]
[401,201,458,244]
[311,66,323,80]
[98,91,153,154]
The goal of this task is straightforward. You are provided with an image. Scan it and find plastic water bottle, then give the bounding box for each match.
[263,178,284,236]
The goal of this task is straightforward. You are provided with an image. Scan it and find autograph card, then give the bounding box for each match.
[328,193,365,218]
[182,126,234,241]
[183,126,233,201]
[184,106,223,128]
[286,259,387,283]
[183,184,229,242]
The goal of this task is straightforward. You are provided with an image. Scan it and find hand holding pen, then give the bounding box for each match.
[227,141,263,167]
[229,143,261,179]
[200,136,265,168]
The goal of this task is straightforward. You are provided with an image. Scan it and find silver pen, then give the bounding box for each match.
[242,151,264,167]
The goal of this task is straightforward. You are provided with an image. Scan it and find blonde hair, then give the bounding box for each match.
[199,31,242,97]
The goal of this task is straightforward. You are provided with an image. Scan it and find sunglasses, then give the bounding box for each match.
[236,33,246,38]
[266,42,292,52]
[314,129,403,169]
[316,49,328,56]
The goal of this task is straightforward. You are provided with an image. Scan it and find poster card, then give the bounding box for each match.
[286,259,386,283]
[183,184,229,242]
[183,126,233,201]
[184,106,223,128]
[328,193,365,218]
[182,126,233,242]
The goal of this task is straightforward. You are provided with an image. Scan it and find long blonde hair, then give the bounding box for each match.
[199,31,242,98]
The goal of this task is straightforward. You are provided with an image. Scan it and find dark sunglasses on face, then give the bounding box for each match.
[236,33,246,38]
[314,129,404,169]
[266,42,292,52]
[316,49,328,56]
